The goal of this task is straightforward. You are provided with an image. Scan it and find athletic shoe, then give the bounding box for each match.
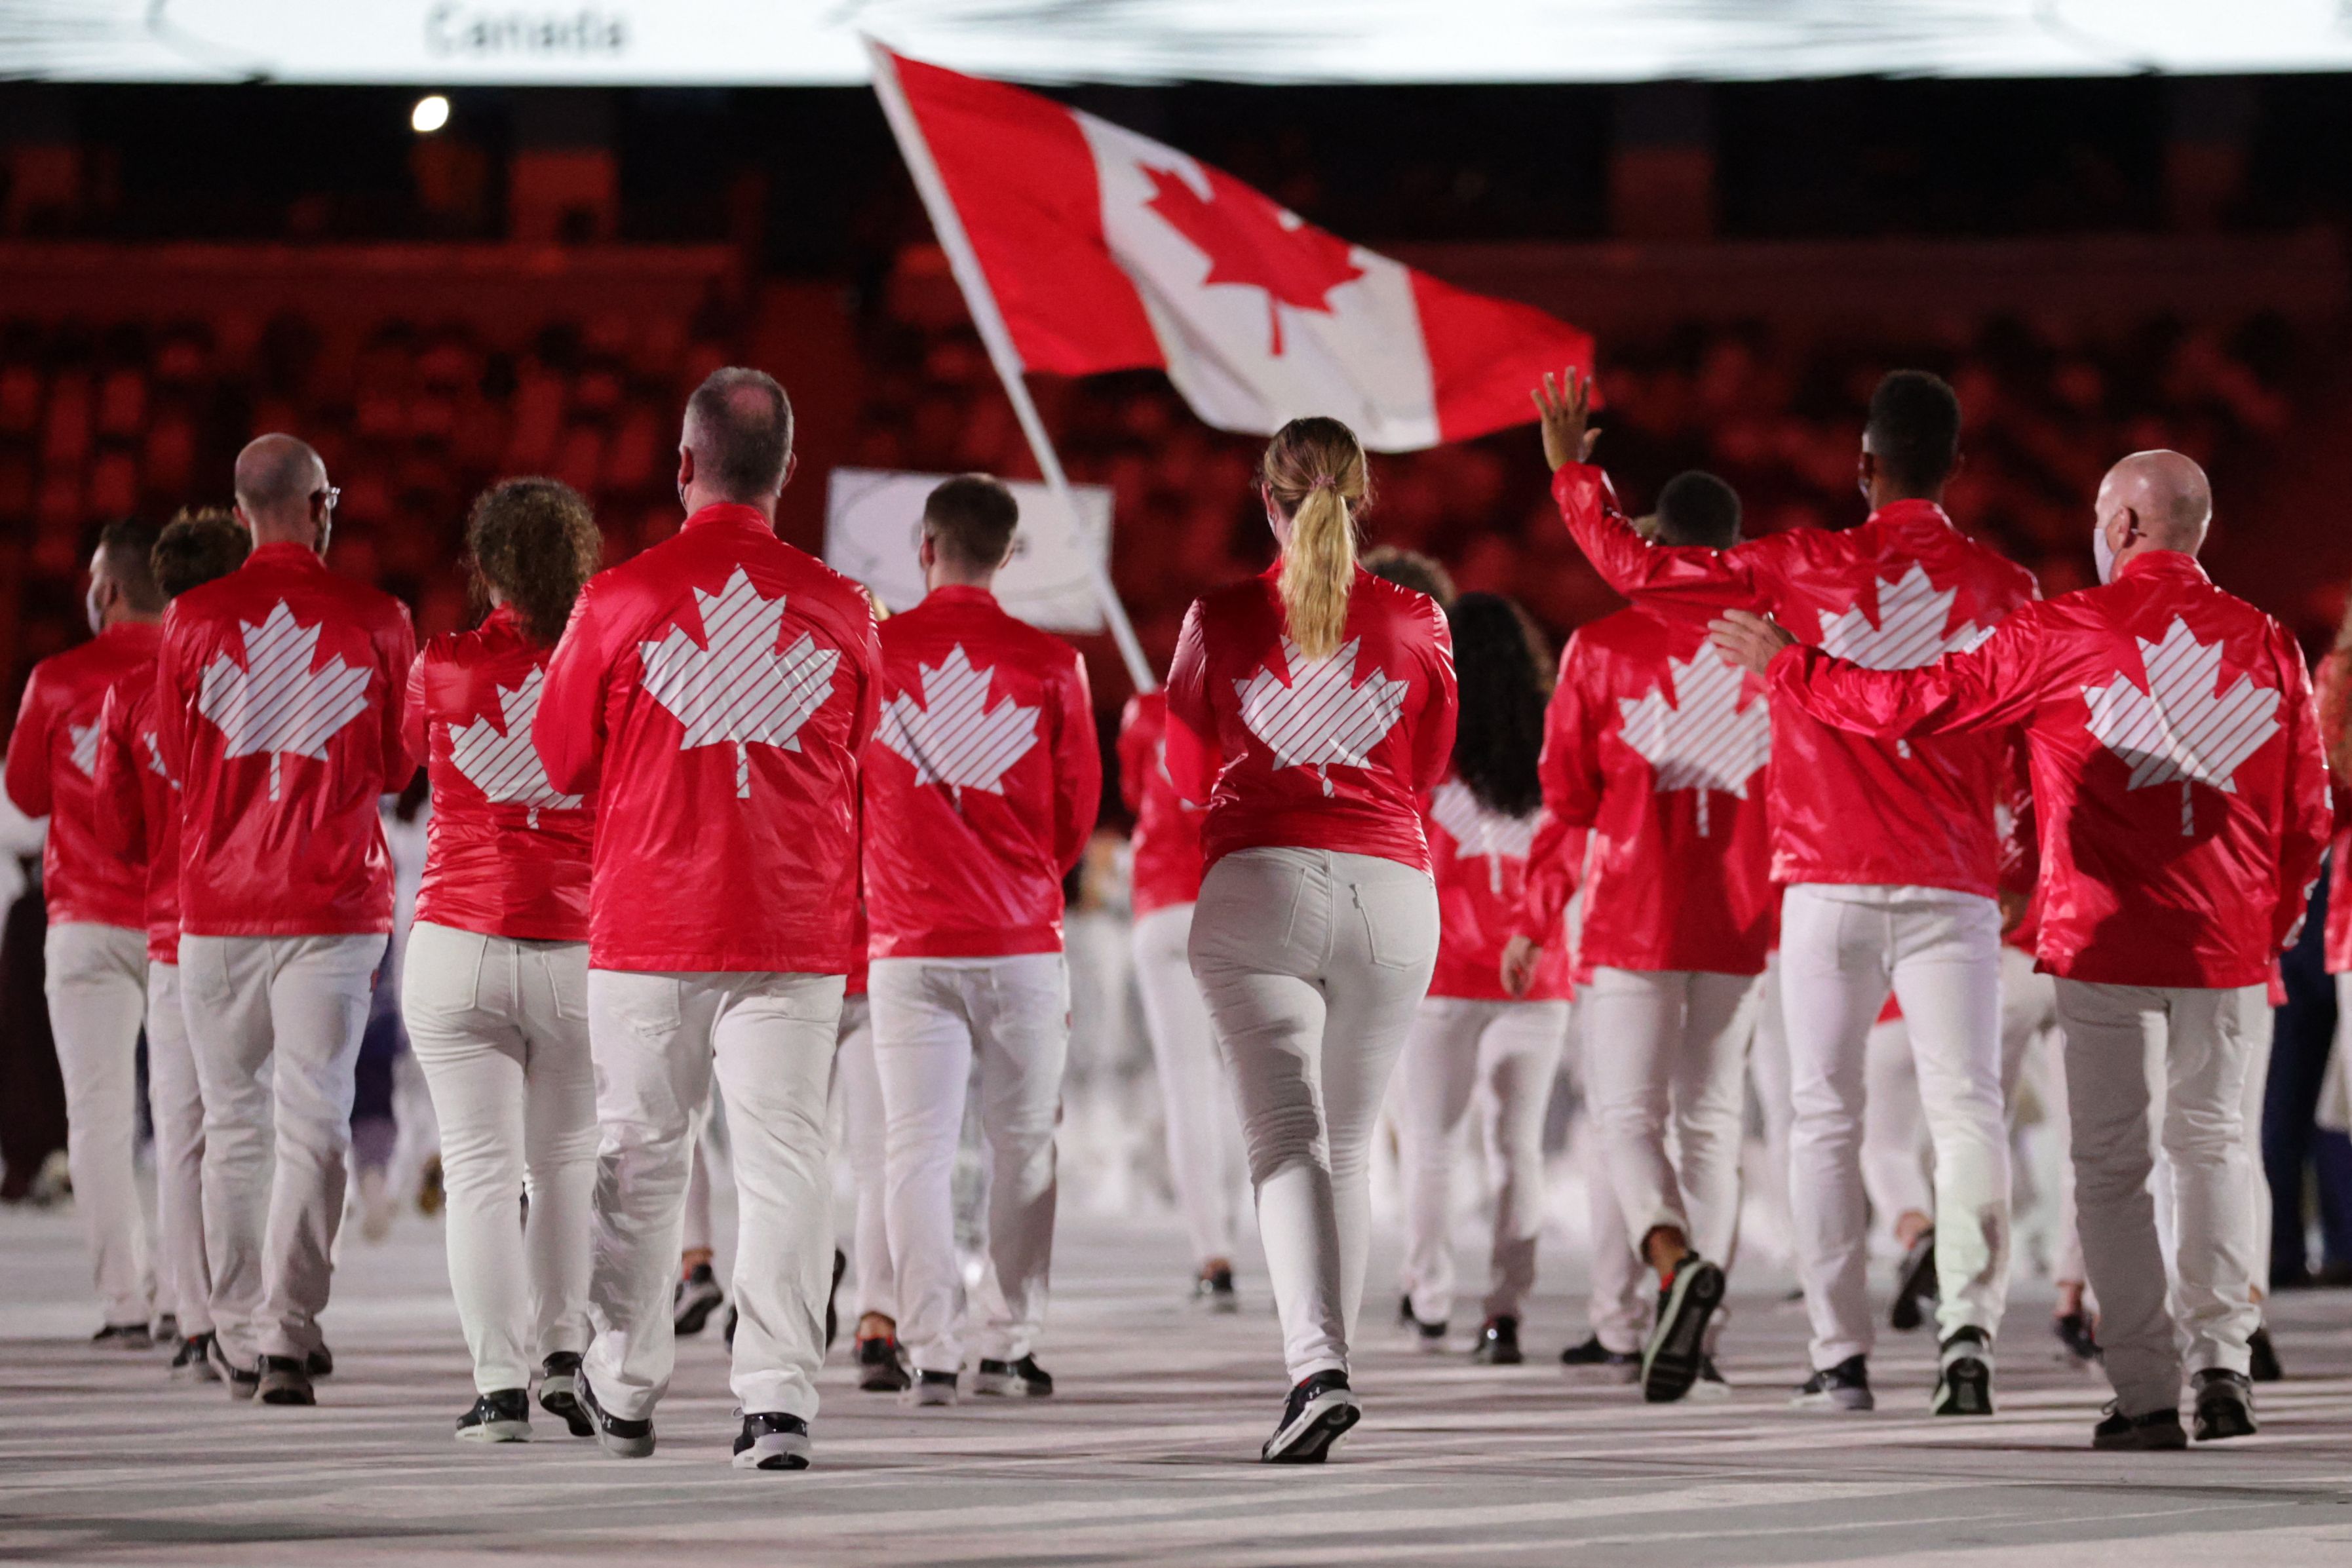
[1641,1257,1725,1404]
[825,1249,846,1350]
[2053,1310,2102,1366]
[733,1411,813,1471]
[1688,1356,1733,1401]
[153,1314,179,1345]
[208,1335,259,1400]
[538,1352,594,1438]
[455,1389,532,1443]
[974,1355,1054,1398]
[1194,1265,1240,1314]
[1931,1328,1994,1416]
[674,1263,723,1337]
[577,1371,655,1458]
[2092,1402,2188,1451]
[1261,1369,1360,1464]
[256,1355,315,1406]
[1792,1355,1873,1412]
[2191,1368,2256,1442]
[1471,1316,1522,1366]
[306,1345,333,1379]
[857,1336,912,1394]
[170,1332,220,1383]
[1398,1297,1448,1351]
[2248,1325,2283,1383]
[1889,1229,1938,1332]
[90,1322,152,1350]
[908,1370,958,1407]
[1558,1335,1639,1381]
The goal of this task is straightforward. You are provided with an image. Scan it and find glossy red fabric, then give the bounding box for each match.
[88,673,179,962]
[5,621,160,930]
[1116,689,1205,918]
[2317,651,2352,974]
[1425,773,1570,1001]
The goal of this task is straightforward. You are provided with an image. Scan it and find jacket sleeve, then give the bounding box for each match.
[1998,732,2038,898]
[401,649,431,774]
[2272,626,2332,953]
[535,581,613,797]
[378,605,419,790]
[1050,650,1102,878]
[3,664,53,821]
[1411,600,1460,793]
[151,614,191,792]
[843,600,883,759]
[1552,463,1769,615]
[1162,600,1218,808]
[1769,607,2048,740]
[88,683,145,863]
[1513,640,1601,944]
[1115,696,1152,816]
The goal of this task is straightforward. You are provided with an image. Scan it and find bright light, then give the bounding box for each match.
[410,94,450,134]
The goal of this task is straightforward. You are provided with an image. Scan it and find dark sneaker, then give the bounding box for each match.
[1471,1316,1522,1366]
[2191,1369,2256,1442]
[856,1336,912,1394]
[2053,1311,2102,1366]
[1262,1369,1360,1464]
[578,1371,655,1458]
[1931,1328,1994,1416]
[974,1355,1054,1398]
[171,1331,221,1383]
[1689,1356,1733,1402]
[2247,1325,2283,1383]
[91,1322,153,1350]
[2093,1402,2188,1451]
[1558,1335,1639,1382]
[538,1352,594,1438]
[826,1249,846,1350]
[1792,1354,1873,1412]
[908,1369,958,1407]
[1194,1265,1240,1314]
[1641,1257,1725,1404]
[455,1388,531,1443]
[256,1355,315,1406]
[674,1263,723,1337]
[733,1410,813,1471]
[1398,1297,1447,1352]
[1890,1229,1938,1332]
[208,1337,259,1400]
[153,1314,179,1345]
[305,1345,334,1379]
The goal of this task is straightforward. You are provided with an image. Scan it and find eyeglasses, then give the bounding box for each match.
[315,486,341,513]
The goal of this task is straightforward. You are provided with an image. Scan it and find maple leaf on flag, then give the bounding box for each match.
[1429,778,1541,895]
[639,567,840,800]
[1142,163,1365,357]
[67,721,99,778]
[195,600,373,801]
[876,643,1041,810]
[1233,636,1409,797]
[1615,646,1770,837]
[1815,563,1994,672]
[2081,616,2281,836]
[447,666,581,827]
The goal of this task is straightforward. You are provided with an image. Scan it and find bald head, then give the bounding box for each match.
[233,434,331,550]
[2094,449,2211,581]
[678,367,794,518]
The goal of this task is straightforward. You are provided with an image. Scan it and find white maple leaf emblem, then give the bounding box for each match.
[1615,646,1770,837]
[876,643,1040,808]
[2081,617,2281,836]
[447,666,579,827]
[1429,778,1541,895]
[67,722,99,778]
[195,600,373,801]
[1234,636,1409,797]
[1817,563,1994,670]
[639,567,839,800]
[142,730,174,788]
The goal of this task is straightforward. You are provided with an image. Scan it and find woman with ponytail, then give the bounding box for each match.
[1163,416,1458,1462]
[401,478,603,1444]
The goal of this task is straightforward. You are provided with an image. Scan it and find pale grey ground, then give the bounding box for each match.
[3,1203,2349,1567]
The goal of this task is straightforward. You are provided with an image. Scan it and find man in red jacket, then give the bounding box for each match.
[5,518,166,1345]
[536,368,881,1470]
[1714,449,2330,1450]
[155,437,416,1404]
[862,475,1100,1405]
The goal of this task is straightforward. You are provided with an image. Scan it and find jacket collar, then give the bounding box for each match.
[921,583,999,609]
[1866,497,1956,535]
[681,501,775,535]
[2113,548,2208,586]
[96,619,163,649]
[244,540,326,572]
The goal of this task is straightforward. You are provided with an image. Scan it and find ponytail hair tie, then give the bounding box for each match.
[1309,472,1338,492]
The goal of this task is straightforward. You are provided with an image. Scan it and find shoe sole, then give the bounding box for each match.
[538,1379,596,1439]
[1790,1387,1875,1412]
[908,1385,957,1407]
[579,1379,656,1458]
[858,1371,913,1393]
[2094,1426,2188,1451]
[1262,1391,1361,1463]
[733,1431,815,1471]
[456,1420,533,1443]
[1687,1379,1733,1403]
[674,1291,723,1338]
[1933,1356,1994,1417]
[2195,1407,2257,1442]
[1891,1238,1937,1333]
[971,1376,1049,1398]
[1642,1262,1725,1404]
[1471,1347,1524,1366]
[256,1383,315,1406]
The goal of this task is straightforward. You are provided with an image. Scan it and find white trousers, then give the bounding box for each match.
[1748,954,1796,1260]
[1861,1016,1933,1237]
[870,953,1069,1375]
[1132,903,1248,1267]
[1395,997,1568,1325]
[1576,1015,1651,1355]
[1581,968,1758,1269]
[402,923,597,1395]
[827,995,893,1321]
[1191,847,1439,1382]
[180,932,386,1365]
[45,923,154,1326]
[1780,883,2009,1368]
[2054,980,2267,1415]
[147,962,211,1336]
[585,968,842,1423]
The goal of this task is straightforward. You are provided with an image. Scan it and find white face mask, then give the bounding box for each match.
[2092,520,2117,584]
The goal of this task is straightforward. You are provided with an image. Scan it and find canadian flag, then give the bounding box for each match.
[870,46,1593,451]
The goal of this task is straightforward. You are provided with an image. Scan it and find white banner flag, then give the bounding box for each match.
[822,467,1112,633]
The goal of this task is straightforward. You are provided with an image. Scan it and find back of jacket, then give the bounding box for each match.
[1117,689,1206,919]
[4,621,162,930]
[89,672,180,963]
[1426,773,1570,1000]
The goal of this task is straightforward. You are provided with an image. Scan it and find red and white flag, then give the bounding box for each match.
[870,45,1594,452]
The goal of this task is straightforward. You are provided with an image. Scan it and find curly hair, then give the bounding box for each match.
[1447,592,1552,819]
[467,478,601,645]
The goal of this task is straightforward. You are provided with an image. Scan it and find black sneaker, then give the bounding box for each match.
[1398,1297,1447,1352]
[256,1354,315,1406]
[538,1351,594,1438]
[674,1263,723,1337]
[2191,1368,2256,1442]
[856,1336,912,1393]
[171,1331,221,1383]
[1890,1229,1938,1332]
[733,1410,813,1471]
[826,1249,846,1350]
[2053,1311,2102,1365]
[1931,1328,1994,1416]
[908,1369,958,1407]
[305,1345,333,1379]
[2247,1325,2283,1383]
[1471,1316,1522,1366]
[91,1322,153,1350]
[455,1388,531,1443]
[577,1371,655,1458]
[1262,1369,1360,1463]
[1558,1335,1640,1381]
[974,1355,1054,1398]
[1792,1354,1873,1412]
[1194,1265,1240,1314]
[2092,1402,2188,1450]
[208,1336,259,1400]
[1641,1257,1725,1404]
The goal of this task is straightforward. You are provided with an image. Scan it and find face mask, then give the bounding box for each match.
[2092,522,2117,585]
[85,580,105,636]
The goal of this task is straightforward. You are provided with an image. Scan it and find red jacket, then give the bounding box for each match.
[2315,651,2352,974]
[1519,605,1776,979]
[862,584,1100,960]
[154,543,415,936]
[535,503,881,974]
[1427,773,1571,1001]
[404,605,594,944]
[1165,566,1458,873]
[89,672,180,963]
[1553,465,2037,898]
[1769,550,2330,989]
[7,621,162,930]
[1117,689,1205,918]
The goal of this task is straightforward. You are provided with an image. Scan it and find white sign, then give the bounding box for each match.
[823,467,1110,634]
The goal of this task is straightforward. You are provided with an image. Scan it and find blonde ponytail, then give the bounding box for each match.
[1262,416,1370,662]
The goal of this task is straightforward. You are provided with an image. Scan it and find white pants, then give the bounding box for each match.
[1748,954,1796,1261]
[147,962,210,1336]
[585,968,842,1423]
[180,932,386,1365]
[2055,980,2267,1415]
[1861,1016,1932,1238]
[1132,903,1248,1268]
[1780,883,2009,1368]
[402,923,597,1395]
[45,923,154,1327]
[827,995,893,1320]
[1581,968,1758,1269]
[1577,1020,1650,1355]
[870,953,1069,1375]
[1395,997,1568,1324]
[1191,847,1439,1382]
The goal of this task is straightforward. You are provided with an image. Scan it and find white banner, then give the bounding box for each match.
[822,467,1110,634]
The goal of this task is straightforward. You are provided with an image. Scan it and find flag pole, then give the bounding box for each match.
[866,39,1159,693]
